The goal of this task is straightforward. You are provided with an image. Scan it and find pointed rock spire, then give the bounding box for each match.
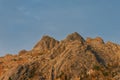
[33,35,59,51]
[64,32,85,43]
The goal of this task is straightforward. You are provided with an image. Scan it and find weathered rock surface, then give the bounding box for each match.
[0,32,120,80]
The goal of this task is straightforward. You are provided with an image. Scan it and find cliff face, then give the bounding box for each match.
[0,32,120,80]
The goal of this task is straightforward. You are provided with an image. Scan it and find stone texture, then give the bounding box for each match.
[0,32,120,80]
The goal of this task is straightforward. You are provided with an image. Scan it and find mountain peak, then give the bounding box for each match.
[0,32,120,80]
[33,35,59,51]
[41,35,55,40]
[65,32,85,42]
[86,37,104,45]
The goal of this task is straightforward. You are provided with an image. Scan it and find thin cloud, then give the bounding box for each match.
[17,6,30,16]
[17,6,41,21]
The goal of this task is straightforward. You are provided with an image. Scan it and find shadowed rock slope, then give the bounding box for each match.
[0,32,120,80]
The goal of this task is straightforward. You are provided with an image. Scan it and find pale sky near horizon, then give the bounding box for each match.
[0,0,120,56]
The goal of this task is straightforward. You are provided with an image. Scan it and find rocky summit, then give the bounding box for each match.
[0,32,120,80]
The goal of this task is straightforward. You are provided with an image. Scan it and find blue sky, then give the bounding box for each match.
[0,0,120,56]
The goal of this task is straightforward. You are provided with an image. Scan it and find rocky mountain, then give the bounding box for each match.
[0,32,120,80]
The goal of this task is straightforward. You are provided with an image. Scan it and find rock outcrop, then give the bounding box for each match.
[33,35,59,51]
[0,32,120,80]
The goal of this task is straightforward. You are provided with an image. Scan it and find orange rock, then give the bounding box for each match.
[0,32,119,80]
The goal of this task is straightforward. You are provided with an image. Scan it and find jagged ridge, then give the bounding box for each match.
[0,32,120,80]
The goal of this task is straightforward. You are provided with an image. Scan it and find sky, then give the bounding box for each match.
[0,0,120,56]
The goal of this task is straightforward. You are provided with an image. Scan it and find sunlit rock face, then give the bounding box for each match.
[0,32,120,80]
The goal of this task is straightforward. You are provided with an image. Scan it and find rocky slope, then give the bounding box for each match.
[0,32,120,80]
